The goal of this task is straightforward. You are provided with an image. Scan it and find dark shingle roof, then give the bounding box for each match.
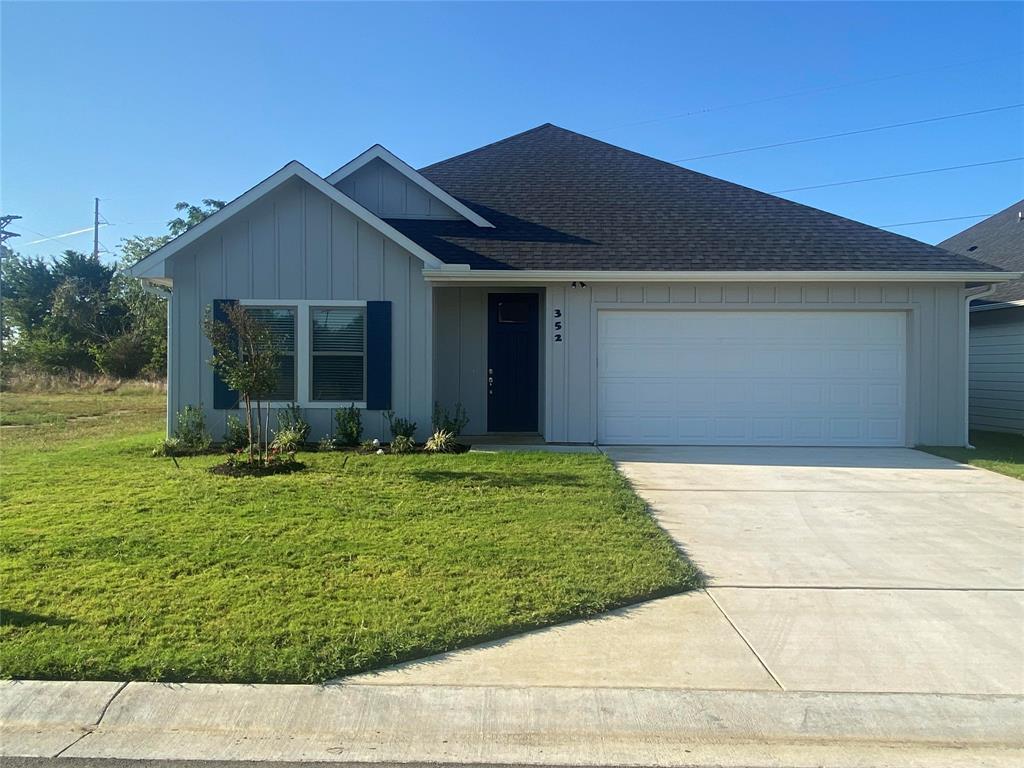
[383,124,998,273]
[939,200,1024,305]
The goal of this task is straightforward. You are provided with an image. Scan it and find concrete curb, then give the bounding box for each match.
[0,681,124,757]
[3,680,1022,766]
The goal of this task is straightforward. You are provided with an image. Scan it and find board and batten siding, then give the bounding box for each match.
[969,307,1024,433]
[334,157,463,220]
[166,176,432,441]
[543,282,969,446]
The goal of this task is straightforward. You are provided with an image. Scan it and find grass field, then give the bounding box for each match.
[0,387,699,683]
[919,430,1024,481]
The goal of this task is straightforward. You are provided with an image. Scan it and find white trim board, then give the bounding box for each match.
[422,269,1022,284]
[127,160,447,282]
[325,144,494,228]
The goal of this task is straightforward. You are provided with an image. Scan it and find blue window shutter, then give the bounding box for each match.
[365,301,392,410]
[212,299,239,410]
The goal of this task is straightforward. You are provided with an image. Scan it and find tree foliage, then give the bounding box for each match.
[202,304,279,464]
[1,200,223,379]
[168,199,225,237]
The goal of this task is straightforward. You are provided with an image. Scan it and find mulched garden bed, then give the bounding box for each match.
[209,460,306,477]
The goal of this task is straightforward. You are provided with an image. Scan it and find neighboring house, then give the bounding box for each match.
[129,124,1017,447]
[940,201,1024,434]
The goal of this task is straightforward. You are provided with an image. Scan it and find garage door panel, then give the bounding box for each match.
[869,418,902,441]
[791,349,825,374]
[597,311,906,446]
[791,418,825,440]
[752,382,789,407]
[869,384,901,407]
[752,417,785,440]
[869,349,901,373]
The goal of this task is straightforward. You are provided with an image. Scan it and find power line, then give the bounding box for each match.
[879,214,993,228]
[597,51,1024,132]
[675,103,1024,162]
[23,224,109,246]
[772,157,1024,194]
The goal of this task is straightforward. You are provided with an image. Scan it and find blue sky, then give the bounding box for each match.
[3,1,1022,262]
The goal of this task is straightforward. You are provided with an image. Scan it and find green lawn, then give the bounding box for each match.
[919,430,1024,481]
[0,387,699,683]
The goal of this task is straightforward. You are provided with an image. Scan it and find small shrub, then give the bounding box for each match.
[152,437,184,457]
[224,414,248,452]
[425,428,458,454]
[174,405,213,452]
[384,410,417,439]
[334,405,363,447]
[154,405,212,456]
[390,434,416,454]
[277,403,310,444]
[432,402,470,437]
[359,438,379,454]
[213,447,303,477]
[317,435,339,452]
[272,425,306,454]
[226,447,254,468]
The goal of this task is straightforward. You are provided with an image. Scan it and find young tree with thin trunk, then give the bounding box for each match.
[203,305,279,465]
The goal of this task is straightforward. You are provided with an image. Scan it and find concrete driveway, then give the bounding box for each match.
[609,446,1024,695]
[348,446,1023,695]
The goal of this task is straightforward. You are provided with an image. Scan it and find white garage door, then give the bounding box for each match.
[597,311,906,446]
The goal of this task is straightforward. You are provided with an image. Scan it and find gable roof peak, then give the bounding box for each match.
[326,143,494,228]
[127,159,447,282]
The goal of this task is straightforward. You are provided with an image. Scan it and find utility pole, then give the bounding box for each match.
[0,214,21,245]
[93,197,100,259]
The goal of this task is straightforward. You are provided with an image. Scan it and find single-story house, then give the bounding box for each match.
[129,124,1019,447]
[940,200,1024,434]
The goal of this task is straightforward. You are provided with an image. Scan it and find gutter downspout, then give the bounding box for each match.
[963,284,997,448]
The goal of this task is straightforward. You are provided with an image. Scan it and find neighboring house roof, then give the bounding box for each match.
[386,123,998,273]
[127,160,450,283]
[325,144,495,228]
[939,200,1024,308]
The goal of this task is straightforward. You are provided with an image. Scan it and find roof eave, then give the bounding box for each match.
[971,298,1024,312]
[422,268,1023,284]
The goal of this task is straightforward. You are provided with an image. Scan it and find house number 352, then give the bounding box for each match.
[553,308,563,342]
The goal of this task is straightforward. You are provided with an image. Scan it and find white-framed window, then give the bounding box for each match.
[310,306,366,402]
[238,299,367,408]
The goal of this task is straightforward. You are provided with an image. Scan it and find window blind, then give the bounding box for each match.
[246,306,297,401]
[311,307,365,401]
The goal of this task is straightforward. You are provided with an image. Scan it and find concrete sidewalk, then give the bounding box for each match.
[3,680,1022,766]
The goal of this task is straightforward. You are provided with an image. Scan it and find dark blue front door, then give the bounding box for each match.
[487,293,539,432]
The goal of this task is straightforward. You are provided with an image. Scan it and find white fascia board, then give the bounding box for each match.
[325,144,494,228]
[127,160,446,280]
[421,269,1024,284]
[131,256,169,280]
